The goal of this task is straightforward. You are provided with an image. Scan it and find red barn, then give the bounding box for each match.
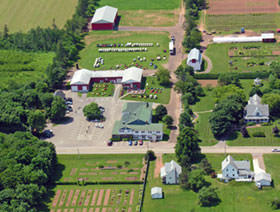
[91,6,118,30]
[70,67,143,92]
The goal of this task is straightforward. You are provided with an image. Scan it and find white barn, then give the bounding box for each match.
[151,187,163,199]
[187,48,202,71]
[160,160,182,184]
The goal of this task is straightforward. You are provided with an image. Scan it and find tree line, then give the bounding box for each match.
[0,132,57,211]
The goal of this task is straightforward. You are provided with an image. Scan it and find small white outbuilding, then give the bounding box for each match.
[255,172,272,187]
[187,48,202,71]
[151,187,163,199]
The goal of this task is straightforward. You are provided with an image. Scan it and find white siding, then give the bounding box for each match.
[71,86,78,92]
[222,164,238,179]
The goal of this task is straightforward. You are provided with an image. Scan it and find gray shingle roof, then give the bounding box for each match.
[255,172,271,182]
[222,155,251,171]
[187,48,202,63]
[244,94,269,119]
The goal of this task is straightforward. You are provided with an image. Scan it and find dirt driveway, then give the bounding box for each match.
[46,85,124,147]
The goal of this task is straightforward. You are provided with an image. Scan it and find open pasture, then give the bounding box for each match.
[206,42,280,73]
[206,13,280,34]
[80,31,170,70]
[50,184,141,212]
[207,0,279,15]
[58,154,145,183]
[0,0,78,32]
[0,49,54,89]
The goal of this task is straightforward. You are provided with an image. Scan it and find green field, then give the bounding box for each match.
[206,42,280,74]
[0,0,78,32]
[206,13,280,34]
[191,88,216,112]
[80,31,170,71]
[143,153,280,212]
[0,49,54,89]
[57,154,144,183]
[49,184,141,212]
[99,0,181,10]
[122,77,171,104]
[87,83,115,97]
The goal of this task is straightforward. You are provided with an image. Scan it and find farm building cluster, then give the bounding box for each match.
[112,102,163,141]
[70,67,143,92]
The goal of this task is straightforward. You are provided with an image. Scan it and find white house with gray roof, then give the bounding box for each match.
[187,48,202,71]
[160,160,182,184]
[244,94,269,123]
[219,155,254,181]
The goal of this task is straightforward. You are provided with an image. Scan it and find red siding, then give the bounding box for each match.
[92,23,113,30]
[90,77,122,83]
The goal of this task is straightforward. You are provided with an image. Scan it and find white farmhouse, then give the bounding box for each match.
[187,48,202,71]
[219,155,254,182]
[160,160,182,184]
[244,94,269,123]
[151,187,163,199]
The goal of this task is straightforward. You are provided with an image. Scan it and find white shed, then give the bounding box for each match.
[187,48,202,71]
[151,187,163,199]
[255,172,272,187]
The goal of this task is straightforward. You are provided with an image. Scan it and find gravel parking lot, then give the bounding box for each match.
[46,85,124,147]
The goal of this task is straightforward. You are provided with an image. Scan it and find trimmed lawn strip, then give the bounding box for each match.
[57,154,144,182]
[87,83,115,97]
[0,0,78,32]
[79,32,170,70]
[122,77,171,104]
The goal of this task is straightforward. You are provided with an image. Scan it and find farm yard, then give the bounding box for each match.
[121,77,171,104]
[50,184,141,212]
[0,0,78,32]
[207,0,280,15]
[143,153,280,212]
[87,83,115,97]
[206,13,280,34]
[57,154,145,183]
[0,50,54,89]
[80,31,170,71]
[205,42,280,73]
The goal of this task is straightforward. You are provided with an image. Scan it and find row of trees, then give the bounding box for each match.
[174,65,220,207]
[0,132,57,211]
[183,0,205,51]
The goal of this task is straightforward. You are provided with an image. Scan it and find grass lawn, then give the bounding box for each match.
[191,88,216,112]
[49,184,141,212]
[0,0,78,32]
[99,0,181,10]
[119,9,179,27]
[205,42,280,74]
[57,154,144,183]
[87,83,115,97]
[195,112,218,146]
[0,50,54,89]
[121,77,171,104]
[143,153,280,212]
[206,13,280,34]
[264,154,280,190]
[80,31,170,70]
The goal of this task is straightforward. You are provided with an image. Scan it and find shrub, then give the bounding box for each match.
[145,150,156,161]
[198,187,220,207]
[210,172,217,178]
[111,137,121,141]
[124,161,130,167]
[261,122,270,126]
[98,164,104,169]
[271,198,280,210]
[252,131,266,137]
[246,121,256,126]
[117,164,122,169]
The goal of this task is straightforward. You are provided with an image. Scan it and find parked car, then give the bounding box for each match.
[139,140,143,145]
[171,35,175,42]
[99,106,105,112]
[272,148,280,152]
[67,106,73,112]
[65,101,72,105]
[107,141,113,146]
[41,129,53,138]
[128,140,132,146]
[134,141,138,146]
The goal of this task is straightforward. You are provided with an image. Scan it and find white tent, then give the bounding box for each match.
[151,187,163,199]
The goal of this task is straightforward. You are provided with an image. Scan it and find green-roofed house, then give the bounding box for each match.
[112,102,163,141]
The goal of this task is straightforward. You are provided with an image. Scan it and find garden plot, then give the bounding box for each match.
[50,185,141,212]
[79,32,169,70]
[206,42,280,73]
[58,154,144,183]
[87,83,115,97]
[122,77,171,104]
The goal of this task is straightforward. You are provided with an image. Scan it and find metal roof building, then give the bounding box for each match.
[91,6,118,30]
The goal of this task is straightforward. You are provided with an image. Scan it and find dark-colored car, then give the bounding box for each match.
[42,130,54,138]
[139,140,143,145]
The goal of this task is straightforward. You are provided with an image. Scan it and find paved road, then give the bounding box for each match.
[55,142,280,154]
